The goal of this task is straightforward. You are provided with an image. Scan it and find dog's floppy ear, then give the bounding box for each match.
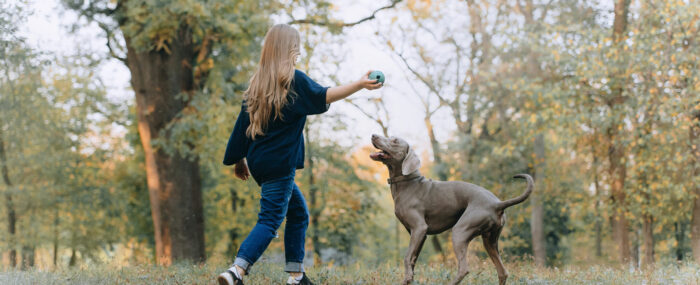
[401,146,421,175]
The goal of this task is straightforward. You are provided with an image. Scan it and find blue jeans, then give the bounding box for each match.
[234,171,310,273]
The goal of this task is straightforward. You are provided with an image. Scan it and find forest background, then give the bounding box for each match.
[1,0,699,277]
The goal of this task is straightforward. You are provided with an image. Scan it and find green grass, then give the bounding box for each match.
[2,261,699,284]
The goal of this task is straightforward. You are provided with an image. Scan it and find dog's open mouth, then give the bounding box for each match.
[370,149,391,161]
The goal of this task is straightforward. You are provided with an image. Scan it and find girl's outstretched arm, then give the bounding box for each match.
[326,71,383,104]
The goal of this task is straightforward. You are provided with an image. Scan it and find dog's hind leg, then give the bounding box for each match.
[483,229,508,285]
[449,227,478,285]
[448,211,484,285]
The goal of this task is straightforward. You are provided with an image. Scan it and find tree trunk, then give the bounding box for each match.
[68,247,77,267]
[639,156,654,268]
[516,1,547,265]
[636,114,655,269]
[612,0,630,43]
[608,0,631,265]
[531,134,546,267]
[20,246,34,269]
[425,117,447,181]
[53,209,59,267]
[594,208,603,258]
[0,126,17,268]
[305,126,322,264]
[124,24,205,265]
[227,189,240,258]
[608,129,630,264]
[690,109,700,262]
[591,141,603,258]
[642,214,654,268]
[632,228,639,268]
[676,222,687,261]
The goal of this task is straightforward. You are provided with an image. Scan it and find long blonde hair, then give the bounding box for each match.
[245,24,301,139]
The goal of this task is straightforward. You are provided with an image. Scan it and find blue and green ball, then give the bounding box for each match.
[368,70,385,84]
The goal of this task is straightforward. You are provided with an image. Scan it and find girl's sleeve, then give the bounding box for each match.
[293,70,330,115]
[223,104,250,166]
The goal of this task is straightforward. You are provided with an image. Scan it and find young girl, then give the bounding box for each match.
[217,24,382,285]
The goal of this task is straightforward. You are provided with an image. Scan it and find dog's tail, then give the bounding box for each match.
[496,174,534,211]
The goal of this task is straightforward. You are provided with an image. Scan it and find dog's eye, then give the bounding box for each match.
[392,139,398,143]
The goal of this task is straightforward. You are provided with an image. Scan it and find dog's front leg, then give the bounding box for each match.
[402,224,427,285]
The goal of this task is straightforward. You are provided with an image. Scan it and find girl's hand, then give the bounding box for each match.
[326,71,383,103]
[358,70,383,90]
[234,159,250,181]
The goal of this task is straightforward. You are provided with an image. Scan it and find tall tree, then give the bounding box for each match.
[515,0,548,267]
[0,3,42,266]
[63,0,273,264]
[607,0,632,264]
[124,22,206,265]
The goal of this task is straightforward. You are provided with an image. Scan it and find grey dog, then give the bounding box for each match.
[369,134,534,285]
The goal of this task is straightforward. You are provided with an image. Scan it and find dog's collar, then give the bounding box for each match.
[387,172,422,184]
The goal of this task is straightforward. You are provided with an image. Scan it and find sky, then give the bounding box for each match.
[18,0,458,157]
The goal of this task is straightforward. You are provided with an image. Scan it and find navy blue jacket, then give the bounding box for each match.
[223,70,330,185]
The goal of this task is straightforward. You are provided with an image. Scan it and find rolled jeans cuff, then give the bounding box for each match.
[233,257,252,273]
[284,261,304,273]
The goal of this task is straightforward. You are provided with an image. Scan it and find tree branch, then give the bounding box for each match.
[97,22,127,64]
[289,0,402,28]
[395,52,442,97]
[539,0,556,22]
[346,98,390,136]
[391,42,463,127]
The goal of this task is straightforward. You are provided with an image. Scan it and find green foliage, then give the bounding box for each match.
[505,195,573,266]
[547,0,700,261]
[1,2,129,265]
[3,0,699,271]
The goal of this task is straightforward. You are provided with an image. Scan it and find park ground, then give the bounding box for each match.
[1,260,699,285]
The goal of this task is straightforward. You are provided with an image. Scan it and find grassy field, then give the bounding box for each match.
[2,261,699,284]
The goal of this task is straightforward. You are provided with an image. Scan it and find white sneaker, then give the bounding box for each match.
[286,273,314,285]
[287,276,301,284]
[217,268,244,285]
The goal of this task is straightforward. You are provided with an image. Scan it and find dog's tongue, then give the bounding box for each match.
[370,151,389,160]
